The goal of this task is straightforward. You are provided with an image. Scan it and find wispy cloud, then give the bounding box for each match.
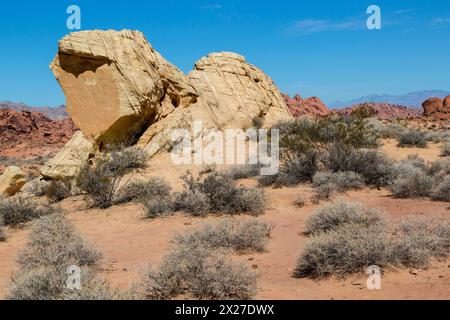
[200,3,223,11]
[430,18,450,27]
[286,19,363,35]
[394,8,414,15]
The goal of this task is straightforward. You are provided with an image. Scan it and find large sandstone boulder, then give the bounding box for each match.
[50,30,293,158]
[40,131,94,180]
[0,166,26,197]
[51,30,199,147]
[137,52,293,154]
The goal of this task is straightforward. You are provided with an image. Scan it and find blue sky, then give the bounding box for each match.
[0,0,449,106]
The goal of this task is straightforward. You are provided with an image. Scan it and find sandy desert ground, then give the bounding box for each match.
[1,140,448,300]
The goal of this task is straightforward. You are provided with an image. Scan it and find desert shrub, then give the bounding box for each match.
[304,201,385,235]
[397,129,427,148]
[233,187,266,215]
[45,180,73,203]
[392,154,427,177]
[431,175,450,202]
[293,195,306,208]
[441,141,450,157]
[17,213,101,268]
[312,183,335,203]
[312,171,364,193]
[259,150,319,187]
[174,218,273,253]
[389,171,434,198]
[321,143,393,187]
[370,119,406,139]
[276,115,378,154]
[0,226,5,241]
[143,197,174,219]
[26,179,50,197]
[350,104,377,119]
[107,146,148,172]
[428,158,450,177]
[252,116,265,129]
[137,244,257,300]
[175,190,211,216]
[294,223,392,278]
[0,196,54,227]
[9,264,124,300]
[178,170,266,215]
[227,164,261,180]
[77,146,148,209]
[392,216,450,268]
[114,177,172,204]
[8,213,111,300]
[77,161,123,209]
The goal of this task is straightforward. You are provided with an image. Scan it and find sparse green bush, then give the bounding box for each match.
[304,201,385,235]
[178,170,266,215]
[392,216,450,268]
[295,223,392,279]
[0,196,54,227]
[397,129,428,148]
[321,143,393,187]
[45,180,73,203]
[137,244,257,300]
[174,218,273,253]
[389,171,434,198]
[115,177,172,204]
[312,171,364,193]
[259,150,319,187]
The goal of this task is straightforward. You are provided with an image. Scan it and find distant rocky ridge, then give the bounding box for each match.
[0,101,68,120]
[336,103,422,119]
[0,109,76,151]
[330,90,450,109]
[283,94,422,119]
[282,94,331,117]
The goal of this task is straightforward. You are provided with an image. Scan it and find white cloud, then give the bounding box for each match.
[200,3,223,11]
[287,19,363,35]
[430,18,450,27]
